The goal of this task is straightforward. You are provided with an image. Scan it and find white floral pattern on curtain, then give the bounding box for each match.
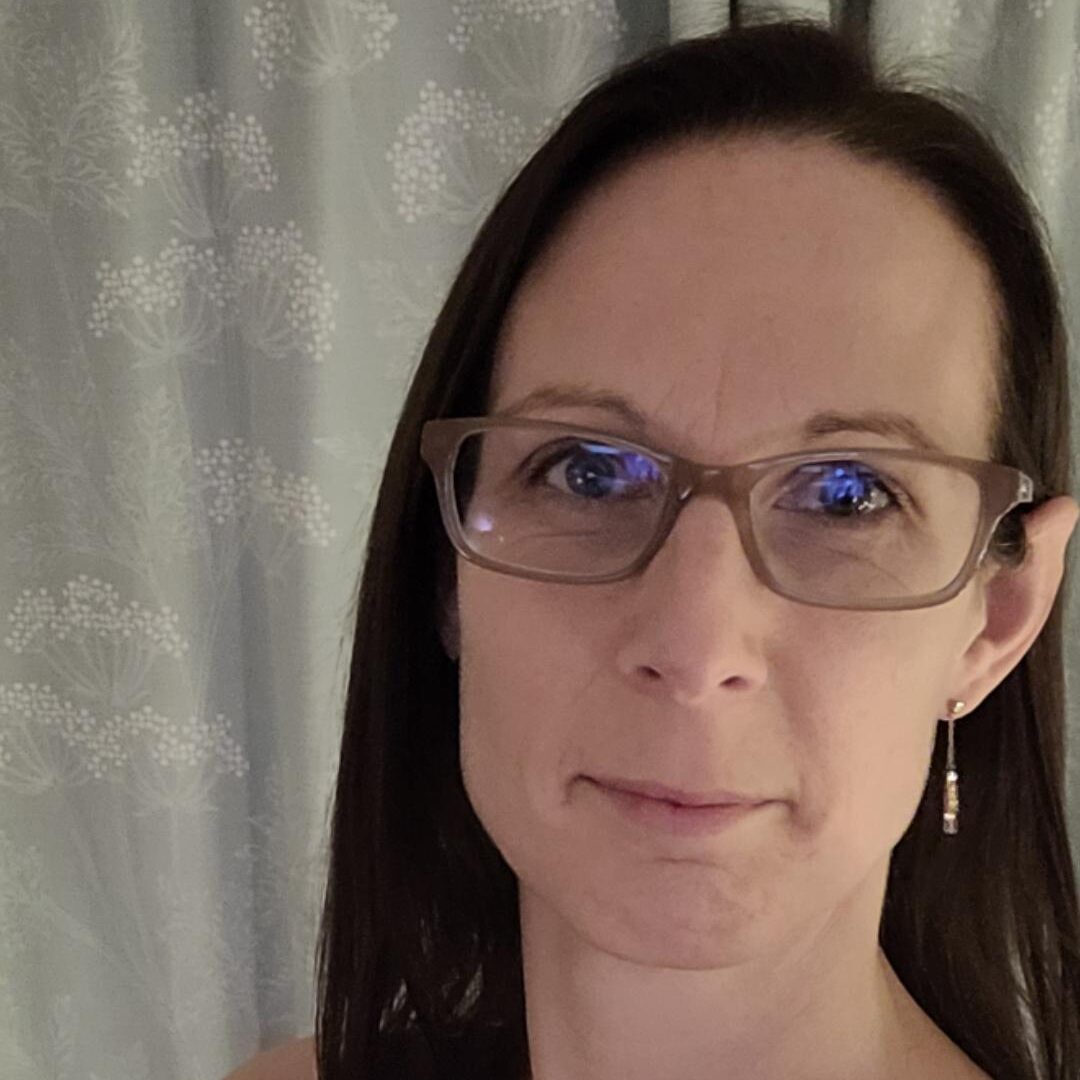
[0,2,1075,1078]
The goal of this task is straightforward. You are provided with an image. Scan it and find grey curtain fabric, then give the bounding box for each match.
[0,2,1076,1077]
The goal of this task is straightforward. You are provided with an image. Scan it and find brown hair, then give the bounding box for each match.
[315,14,1077,1080]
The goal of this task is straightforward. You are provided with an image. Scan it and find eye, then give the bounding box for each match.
[527,440,664,500]
[774,461,908,522]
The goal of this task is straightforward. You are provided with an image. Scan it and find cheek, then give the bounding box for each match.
[456,571,589,828]
[791,614,959,845]
[457,574,575,727]
[457,561,601,709]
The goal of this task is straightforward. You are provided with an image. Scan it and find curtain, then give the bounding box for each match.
[0,1,1076,1077]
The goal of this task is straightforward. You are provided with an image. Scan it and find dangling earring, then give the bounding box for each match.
[942,699,965,835]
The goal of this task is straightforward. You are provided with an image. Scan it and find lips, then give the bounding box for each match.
[588,776,765,808]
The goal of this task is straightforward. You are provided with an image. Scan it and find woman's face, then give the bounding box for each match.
[452,137,1001,967]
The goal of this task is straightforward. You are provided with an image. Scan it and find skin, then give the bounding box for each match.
[440,136,1079,1080]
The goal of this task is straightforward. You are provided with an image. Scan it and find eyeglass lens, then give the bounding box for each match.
[449,427,982,603]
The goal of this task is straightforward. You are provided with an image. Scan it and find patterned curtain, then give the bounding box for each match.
[0,1,1075,1077]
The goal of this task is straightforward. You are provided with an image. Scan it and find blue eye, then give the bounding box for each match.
[778,462,903,522]
[529,440,664,500]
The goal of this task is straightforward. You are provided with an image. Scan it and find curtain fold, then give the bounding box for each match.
[0,2,1075,1077]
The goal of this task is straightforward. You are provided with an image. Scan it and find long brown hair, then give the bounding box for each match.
[314,14,1077,1080]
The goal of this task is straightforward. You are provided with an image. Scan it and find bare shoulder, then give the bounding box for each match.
[921,1036,994,1080]
[220,1035,316,1080]
[951,1057,994,1080]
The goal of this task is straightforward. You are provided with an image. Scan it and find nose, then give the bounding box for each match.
[613,496,771,706]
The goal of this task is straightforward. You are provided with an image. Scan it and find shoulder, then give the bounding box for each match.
[220,1035,316,1080]
[916,1035,995,1080]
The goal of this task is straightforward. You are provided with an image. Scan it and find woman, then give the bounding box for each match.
[228,14,1080,1080]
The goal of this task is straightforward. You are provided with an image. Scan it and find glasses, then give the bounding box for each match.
[419,417,1035,611]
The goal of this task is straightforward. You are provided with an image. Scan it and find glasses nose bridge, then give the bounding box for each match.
[674,457,755,517]
[667,457,765,568]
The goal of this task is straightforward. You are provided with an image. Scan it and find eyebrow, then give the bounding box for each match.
[493,382,949,457]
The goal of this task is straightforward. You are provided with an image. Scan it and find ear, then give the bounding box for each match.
[437,554,460,662]
[951,495,1078,709]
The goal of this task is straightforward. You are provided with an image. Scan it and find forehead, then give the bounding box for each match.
[490,136,999,462]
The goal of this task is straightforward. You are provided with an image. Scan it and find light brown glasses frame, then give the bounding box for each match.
[420,416,1036,611]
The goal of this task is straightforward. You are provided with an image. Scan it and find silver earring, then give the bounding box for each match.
[942,699,965,835]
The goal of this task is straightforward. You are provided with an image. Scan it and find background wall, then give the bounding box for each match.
[0,2,1076,1077]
